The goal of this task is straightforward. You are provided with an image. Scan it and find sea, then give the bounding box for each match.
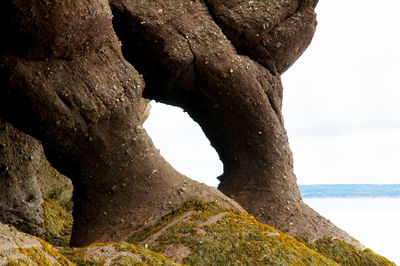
[299,184,400,265]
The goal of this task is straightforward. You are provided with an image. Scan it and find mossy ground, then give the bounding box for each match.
[301,237,396,266]
[3,200,396,265]
[129,200,339,265]
[59,241,180,265]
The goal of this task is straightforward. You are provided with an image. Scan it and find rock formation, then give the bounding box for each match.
[0,2,389,264]
[0,0,241,247]
[0,119,45,238]
[1,202,394,265]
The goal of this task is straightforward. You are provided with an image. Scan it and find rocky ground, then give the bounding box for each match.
[1,200,395,265]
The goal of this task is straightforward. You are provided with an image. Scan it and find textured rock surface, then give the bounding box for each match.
[60,242,180,265]
[128,201,337,265]
[0,222,73,265]
[0,118,74,245]
[109,0,354,245]
[0,202,395,266]
[0,1,391,261]
[37,152,73,211]
[126,200,395,265]
[0,0,242,247]
[0,119,45,238]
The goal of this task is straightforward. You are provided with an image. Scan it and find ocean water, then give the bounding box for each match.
[304,197,400,264]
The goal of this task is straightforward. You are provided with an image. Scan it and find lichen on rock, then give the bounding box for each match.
[1,200,396,265]
[0,222,73,265]
[128,200,339,265]
[59,242,180,265]
[302,237,396,266]
[42,198,73,247]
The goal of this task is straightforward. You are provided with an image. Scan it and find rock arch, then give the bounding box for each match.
[0,0,354,247]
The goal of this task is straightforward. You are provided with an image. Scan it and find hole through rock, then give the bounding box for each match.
[143,101,222,187]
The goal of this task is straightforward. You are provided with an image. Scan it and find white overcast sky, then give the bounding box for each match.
[144,0,400,186]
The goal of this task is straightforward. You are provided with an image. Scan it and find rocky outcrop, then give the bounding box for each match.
[0,0,243,247]
[60,242,181,265]
[0,2,393,263]
[0,222,72,265]
[0,119,45,238]
[0,119,73,246]
[109,0,354,245]
[1,201,395,265]
[127,201,338,265]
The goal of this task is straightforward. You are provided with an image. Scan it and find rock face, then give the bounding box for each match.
[0,119,45,238]
[0,118,73,245]
[0,0,243,247]
[109,0,353,244]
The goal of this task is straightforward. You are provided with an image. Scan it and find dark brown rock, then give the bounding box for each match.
[0,119,45,238]
[0,0,357,249]
[0,0,241,247]
[110,0,354,244]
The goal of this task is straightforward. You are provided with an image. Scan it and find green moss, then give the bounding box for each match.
[130,200,338,265]
[112,242,180,266]
[59,242,180,266]
[111,255,142,265]
[59,245,105,265]
[128,200,225,244]
[129,201,396,265]
[42,198,73,247]
[303,238,396,266]
[167,221,197,235]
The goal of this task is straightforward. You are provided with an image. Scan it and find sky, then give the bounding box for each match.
[144,0,400,186]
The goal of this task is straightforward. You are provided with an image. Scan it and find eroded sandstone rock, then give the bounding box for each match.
[0,222,72,265]
[0,119,45,238]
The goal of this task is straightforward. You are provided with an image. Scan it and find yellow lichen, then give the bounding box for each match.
[59,241,180,266]
[36,237,74,265]
[130,200,338,265]
[128,201,225,244]
[42,198,73,247]
[0,222,74,265]
[303,238,396,266]
[13,240,74,266]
